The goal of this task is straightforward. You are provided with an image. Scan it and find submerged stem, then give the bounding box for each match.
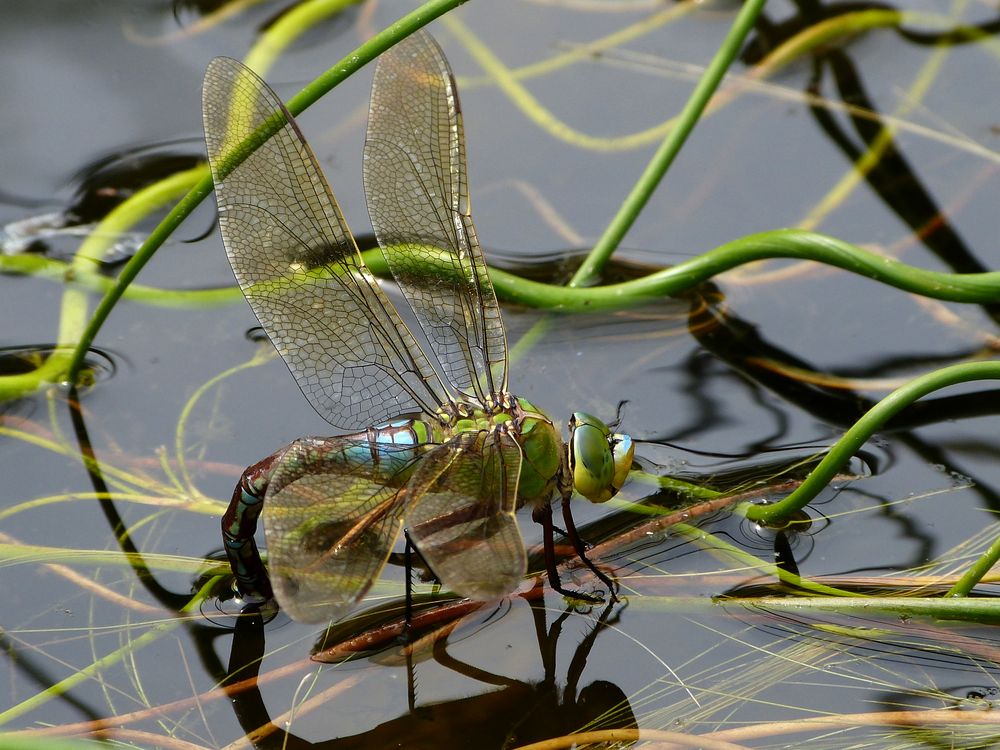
[738,361,1000,525]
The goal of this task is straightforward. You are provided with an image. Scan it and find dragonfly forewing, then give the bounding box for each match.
[364,31,508,402]
[203,57,448,431]
[405,429,527,599]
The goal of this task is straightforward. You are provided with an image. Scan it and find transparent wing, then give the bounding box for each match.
[263,436,422,623]
[364,31,508,403]
[405,430,526,599]
[203,57,447,431]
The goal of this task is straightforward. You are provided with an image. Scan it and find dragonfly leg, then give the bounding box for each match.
[560,491,618,602]
[403,529,416,632]
[221,450,282,606]
[533,501,602,604]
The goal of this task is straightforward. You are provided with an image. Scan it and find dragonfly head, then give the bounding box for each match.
[568,412,635,503]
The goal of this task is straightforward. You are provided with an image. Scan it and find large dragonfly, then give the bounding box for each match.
[202,31,634,624]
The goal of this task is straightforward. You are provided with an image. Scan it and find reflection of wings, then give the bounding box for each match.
[263,436,424,623]
[364,31,508,403]
[203,57,448,431]
[406,430,526,599]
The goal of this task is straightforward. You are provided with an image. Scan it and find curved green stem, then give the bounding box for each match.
[243,0,363,76]
[0,169,205,401]
[0,579,216,728]
[718,595,1000,625]
[672,522,858,597]
[66,177,215,381]
[486,229,1000,311]
[0,254,240,306]
[15,226,1000,318]
[738,361,1000,525]
[572,0,766,285]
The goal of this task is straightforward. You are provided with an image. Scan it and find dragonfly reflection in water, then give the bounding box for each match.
[203,31,634,624]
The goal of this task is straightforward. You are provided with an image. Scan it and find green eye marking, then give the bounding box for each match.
[569,412,635,503]
[610,431,634,491]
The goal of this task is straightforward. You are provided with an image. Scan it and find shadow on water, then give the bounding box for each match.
[223,599,637,750]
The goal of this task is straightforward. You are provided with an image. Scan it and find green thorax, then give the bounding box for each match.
[427,395,562,506]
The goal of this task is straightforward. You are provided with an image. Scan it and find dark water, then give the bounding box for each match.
[3,1,1000,748]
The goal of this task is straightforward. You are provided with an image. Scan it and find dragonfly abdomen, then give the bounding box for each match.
[270,419,438,495]
[221,420,439,619]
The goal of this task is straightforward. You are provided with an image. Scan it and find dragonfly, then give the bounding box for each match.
[202,30,634,624]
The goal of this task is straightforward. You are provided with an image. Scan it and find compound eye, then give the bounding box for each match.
[569,412,614,503]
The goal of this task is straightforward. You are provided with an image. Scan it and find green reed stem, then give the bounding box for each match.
[18,220,1000,315]
[11,223,1000,350]
[0,580,215,728]
[0,168,204,401]
[65,177,213,382]
[738,361,1000,525]
[571,0,766,286]
[672,522,858,597]
[720,595,1000,625]
[0,254,240,306]
[947,527,1000,597]
[63,0,467,385]
[0,737,110,750]
[482,229,1000,311]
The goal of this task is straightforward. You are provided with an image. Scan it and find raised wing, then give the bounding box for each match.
[203,57,448,430]
[262,436,423,623]
[364,31,508,404]
[405,429,526,599]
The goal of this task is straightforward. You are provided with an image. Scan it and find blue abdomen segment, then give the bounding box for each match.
[351,417,433,477]
[377,418,423,444]
[268,420,435,495]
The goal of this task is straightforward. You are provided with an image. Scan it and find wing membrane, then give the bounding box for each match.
[405,430,526,599]
[265,430,525,621]
[203,57,447,430]
[364,31,508,402]
[263,436,426,623]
